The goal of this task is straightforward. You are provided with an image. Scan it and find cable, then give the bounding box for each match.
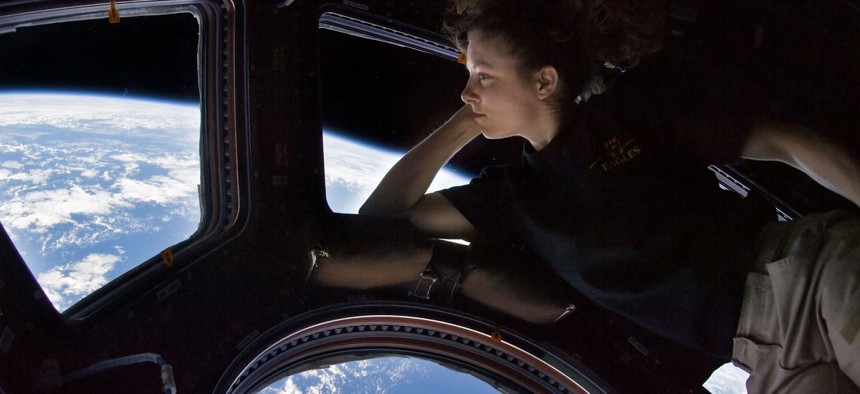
[61,353,176,394]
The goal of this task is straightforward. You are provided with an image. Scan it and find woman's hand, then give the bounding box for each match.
[446,104,484,140]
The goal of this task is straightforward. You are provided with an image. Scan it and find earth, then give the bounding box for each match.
[260,356,499,394]
[0,91,201,312]
[0,91,747,393]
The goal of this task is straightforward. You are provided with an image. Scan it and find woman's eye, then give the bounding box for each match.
[478,73,490,81]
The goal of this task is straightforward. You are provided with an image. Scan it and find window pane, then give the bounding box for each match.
[0,14,201,312]
[318,27,482,214]
[257,356,501,394]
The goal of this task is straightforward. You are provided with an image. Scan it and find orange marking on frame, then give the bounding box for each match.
[161,248,175,269]
[109,0,121,24]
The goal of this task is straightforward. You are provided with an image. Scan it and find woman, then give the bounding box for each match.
[322,0,860,391]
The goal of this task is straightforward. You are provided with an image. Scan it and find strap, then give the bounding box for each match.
[409,241,474,304]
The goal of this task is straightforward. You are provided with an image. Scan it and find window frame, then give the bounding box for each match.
[0,0,249,319]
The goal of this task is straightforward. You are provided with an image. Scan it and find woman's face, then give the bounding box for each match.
[460,32,547,140]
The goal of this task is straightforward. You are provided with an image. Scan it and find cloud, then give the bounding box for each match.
[2,185,130,233]
[37,253,121,310]
[322,132,471,214]
[323,135,400,194]
[152,155,200,185]
[78,155,101,164]
[7,168,53,184]
[261,378,302,394]
[0,141,199,240]
[0,93,199,136]
[271,357,428,393]
[111,153,149,163]
[115,175,198,205]
[0,92,204,311]
[2,160,23,169]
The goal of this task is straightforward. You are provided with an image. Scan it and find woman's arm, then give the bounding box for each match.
[359,105,482,238]
[741,120,860,208]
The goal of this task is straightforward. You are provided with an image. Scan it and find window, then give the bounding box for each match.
[220,309,605,393]
[0,1,241,315]
[257,355,501,394]
[318,12,522,214]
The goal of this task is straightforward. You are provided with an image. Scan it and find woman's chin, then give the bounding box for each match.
[481,129,513,140]
[481,131,499,140]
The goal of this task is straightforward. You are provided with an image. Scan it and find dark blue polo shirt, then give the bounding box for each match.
[439,51,774,358]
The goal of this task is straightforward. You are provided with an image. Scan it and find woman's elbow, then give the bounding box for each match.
[357,201,408,218]
[741,121,795,163]
[357,203,386,216]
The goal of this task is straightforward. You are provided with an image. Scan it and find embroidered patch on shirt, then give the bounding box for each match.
[588,136,642,172]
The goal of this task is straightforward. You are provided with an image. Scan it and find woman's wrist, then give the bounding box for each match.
[440,105,482,144]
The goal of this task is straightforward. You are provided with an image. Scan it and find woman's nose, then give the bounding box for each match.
[461,79,479,104]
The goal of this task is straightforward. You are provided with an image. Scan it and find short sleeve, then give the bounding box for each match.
[437,165,523,243]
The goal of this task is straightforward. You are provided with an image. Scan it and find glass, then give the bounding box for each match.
[0,13,201,312]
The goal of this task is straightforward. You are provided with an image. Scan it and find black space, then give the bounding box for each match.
[0,13,199,102]
[318,29,525,176]
[319,29,466,148]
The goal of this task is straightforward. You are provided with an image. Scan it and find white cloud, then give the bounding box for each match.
[122,162,140,177]
[323,134,400,194]
[111,153,148,163]
[2,160,23,169]
[262,378,302,394]
[0,92,203,311]
[2,185,130,233]
[322,132,471,214]
[0,144,198,242]
[266,357,430,393]
[37,253,121,310]
[7,168,53,184]
[78,155,100,164]
[115,175,198,204]
[152,155,200,185]
[0,93,199,136]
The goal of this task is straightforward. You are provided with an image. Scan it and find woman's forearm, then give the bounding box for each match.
[742,121,860,208]
[359,106,481,216]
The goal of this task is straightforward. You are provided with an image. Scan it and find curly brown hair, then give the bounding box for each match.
[585,0,666,69]
[443,0,666,84]
[444,0,590,101]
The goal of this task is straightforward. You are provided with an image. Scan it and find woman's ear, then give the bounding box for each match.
[535,66,560,100]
